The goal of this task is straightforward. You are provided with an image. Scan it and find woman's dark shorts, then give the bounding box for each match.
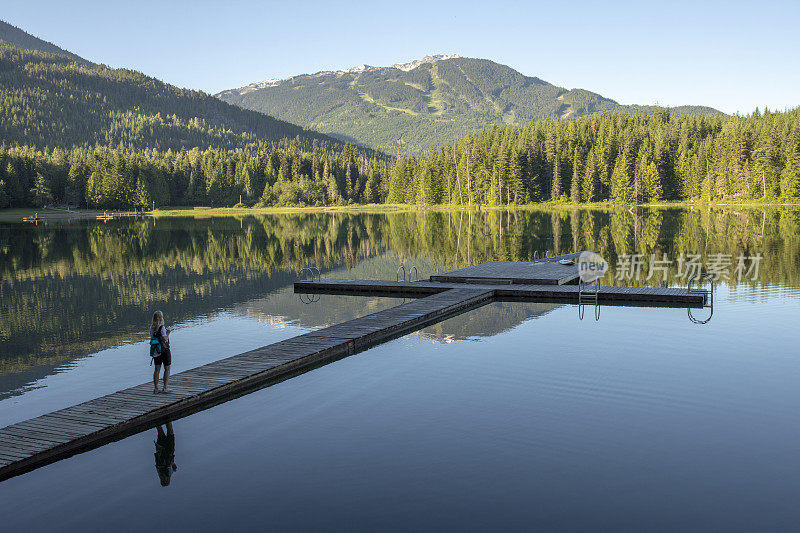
[154,349,171,366]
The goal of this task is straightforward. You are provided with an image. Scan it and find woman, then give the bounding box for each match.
[150,310,171,393]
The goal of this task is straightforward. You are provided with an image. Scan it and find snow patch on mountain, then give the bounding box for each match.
[221,54,461,96]
[233,79,283,95]
[391,54,460,71]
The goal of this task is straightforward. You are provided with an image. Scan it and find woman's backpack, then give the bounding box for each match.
[149,329,162,362]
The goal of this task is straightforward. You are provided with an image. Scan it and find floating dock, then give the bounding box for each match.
[298,252,707,306]
[0,252,710,481]
[295,279,706,306]
[429,252,586,285]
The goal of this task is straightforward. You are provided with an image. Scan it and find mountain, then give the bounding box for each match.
[0,22,368,154]
[217,55,721,154]
[0,19,90,65]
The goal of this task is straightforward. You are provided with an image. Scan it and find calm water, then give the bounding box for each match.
[0,208,799,531]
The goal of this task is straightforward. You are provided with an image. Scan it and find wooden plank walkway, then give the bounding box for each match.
[0,288,494,481]
[430,252,589,285]
[295,279,708,306]
[430,261,579,285]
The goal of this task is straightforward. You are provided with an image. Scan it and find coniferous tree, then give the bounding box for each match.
[387,159,407,204]
[551,158,561,200]
[135,177,151,209]
[582,149,598,202]
[30,174,53,208]
[781,126,800,199]
[0,179,9,208]
[570,147,581,202]
[611,148,634,203]
[643,162,663,201]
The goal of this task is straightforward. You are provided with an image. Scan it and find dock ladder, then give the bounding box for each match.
[578,277,601,321]
[687,273,714,324]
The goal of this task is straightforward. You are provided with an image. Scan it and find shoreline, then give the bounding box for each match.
[0,208,106,221]
[1,201,798,221]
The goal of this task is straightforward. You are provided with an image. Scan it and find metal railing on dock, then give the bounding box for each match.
[396,264,419,283]
[299,267,321,303]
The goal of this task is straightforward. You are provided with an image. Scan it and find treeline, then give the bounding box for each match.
[0,141,387,208]
[1,108,800,209]
[388,108,800,204]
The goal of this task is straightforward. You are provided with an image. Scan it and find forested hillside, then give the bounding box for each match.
[218,56,721,154]
[0,45,356,152]
[2,109,798,209]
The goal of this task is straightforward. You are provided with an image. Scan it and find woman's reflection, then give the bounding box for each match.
[154,421,177,486]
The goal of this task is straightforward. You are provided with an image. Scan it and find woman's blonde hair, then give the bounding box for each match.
[151,310,164,333]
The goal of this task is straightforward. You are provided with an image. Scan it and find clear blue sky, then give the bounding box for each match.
[4,0,798,114]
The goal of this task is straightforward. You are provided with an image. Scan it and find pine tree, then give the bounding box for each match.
[582,150,597,202]
[260,182,275,205]
[781,127,800,199]
[570,147,581,202]
[610,150,634,203]
[526,150,541,201]
[186,167,199,203]
[134,177,151,209]
[30,173,52,207]
[387,159,406,204]
[675,152,692,198]
[508,150,523,204]
[0,179,9,208]
[551,158,561,200]
[363,167,380,204]
[5,161,23,205]
[643,162,663,201]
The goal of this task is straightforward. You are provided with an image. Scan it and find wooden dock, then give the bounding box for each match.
[297,252,708,307]
[97,210,146,221]
[430,261,580,285]
[0,288,493,481]
[295,279,707,306]
[429,252,590,285]
[0,252,711,481]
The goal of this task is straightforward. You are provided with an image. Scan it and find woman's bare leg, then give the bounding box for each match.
[162,365,170,391]
[153,363,161,392]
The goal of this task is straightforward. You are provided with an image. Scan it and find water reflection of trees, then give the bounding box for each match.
[0,208,798,377]
[3,209,798,286]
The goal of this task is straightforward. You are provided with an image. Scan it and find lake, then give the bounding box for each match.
[0,207,799,531]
